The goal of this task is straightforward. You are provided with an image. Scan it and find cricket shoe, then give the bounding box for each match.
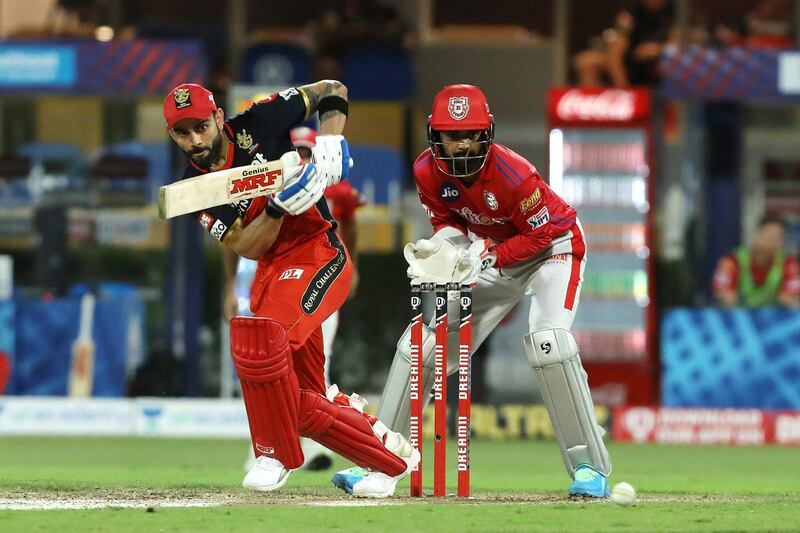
[244,438,333,472]
[242,456,293,492]
[568,464,610,498]
[331,447,421,498]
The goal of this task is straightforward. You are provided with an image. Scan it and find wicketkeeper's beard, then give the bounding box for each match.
[186,127,224,169]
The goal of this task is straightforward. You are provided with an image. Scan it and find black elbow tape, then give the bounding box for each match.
[318,95,349,117]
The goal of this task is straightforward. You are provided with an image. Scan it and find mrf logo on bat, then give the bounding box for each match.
[228,167,282,199]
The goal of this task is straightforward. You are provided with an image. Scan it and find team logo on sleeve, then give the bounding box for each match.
[198,212,215,230]
[279,87,299,100]
[236,129,253,150]
[209,219,228,240]
[439,183,460,202]
[174,88,191,109]
[526,206,550,230]
[448,97,469,121]
[483,190,499,211]
[519,188,542,213]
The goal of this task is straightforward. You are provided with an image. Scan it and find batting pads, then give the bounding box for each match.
[523,328,612,477]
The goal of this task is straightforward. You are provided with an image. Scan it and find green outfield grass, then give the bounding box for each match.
[1,436,798,532]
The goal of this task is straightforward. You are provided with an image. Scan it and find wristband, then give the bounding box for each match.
[265,199,285,219]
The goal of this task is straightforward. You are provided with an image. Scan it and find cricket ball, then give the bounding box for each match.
[610,481,637,506]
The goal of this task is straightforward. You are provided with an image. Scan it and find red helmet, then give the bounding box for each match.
[427,84,494,178]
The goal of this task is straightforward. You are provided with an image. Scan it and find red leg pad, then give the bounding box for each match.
[230,316,304,469]
[298,390,406,476]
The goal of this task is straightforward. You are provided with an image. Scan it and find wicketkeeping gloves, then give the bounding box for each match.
[453,239,497,284]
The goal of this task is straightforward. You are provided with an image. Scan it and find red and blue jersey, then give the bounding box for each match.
[413,143,578,268]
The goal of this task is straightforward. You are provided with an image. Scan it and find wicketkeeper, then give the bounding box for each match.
[336,84,612,497]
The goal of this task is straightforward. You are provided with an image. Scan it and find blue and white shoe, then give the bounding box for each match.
[568,464,610,498]
[332,447,421,498]
[332,467,368,495]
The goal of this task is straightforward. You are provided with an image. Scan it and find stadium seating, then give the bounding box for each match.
[99,141,172,204]
[341,45,415,100]
[347,145,405,206]
[240,43,312,86]
[15,142,86,204]
[0,153,33,206]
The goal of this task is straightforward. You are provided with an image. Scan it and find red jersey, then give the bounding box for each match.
[184,87,336,258]
[413,143,578,268]
[713,252,800,298]
[324,181,366,226]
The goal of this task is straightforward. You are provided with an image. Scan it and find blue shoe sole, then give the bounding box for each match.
[568,487,610,498]
[331,473,354,494]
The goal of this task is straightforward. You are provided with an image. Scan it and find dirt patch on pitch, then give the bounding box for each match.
[0,489,765,510]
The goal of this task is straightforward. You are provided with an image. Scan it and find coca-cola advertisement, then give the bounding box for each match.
[547,86,657,406]
[549,87,651,126]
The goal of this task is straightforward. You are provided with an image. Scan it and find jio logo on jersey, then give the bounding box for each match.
[440,183,460,202]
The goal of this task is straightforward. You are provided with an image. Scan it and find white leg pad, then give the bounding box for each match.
[523,328,612,477]
[375,322,438,438]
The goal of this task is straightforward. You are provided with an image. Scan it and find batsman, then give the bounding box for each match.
[364,84,612,497]
[164,80,418,498]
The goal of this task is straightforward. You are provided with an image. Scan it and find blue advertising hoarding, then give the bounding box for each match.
[662,308,800,409]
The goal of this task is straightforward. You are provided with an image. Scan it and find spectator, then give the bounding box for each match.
[713,214,800,308]
[724,0,794,50]
[573,0,675,88]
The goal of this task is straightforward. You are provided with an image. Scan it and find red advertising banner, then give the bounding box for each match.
[611,406,800,446]
[774,412,800,445]
[548,87,651,126]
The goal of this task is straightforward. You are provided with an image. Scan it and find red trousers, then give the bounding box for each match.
[249,232,352,394]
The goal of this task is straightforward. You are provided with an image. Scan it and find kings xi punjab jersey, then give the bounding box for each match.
[414,143,580,268]
[182,87,337,258]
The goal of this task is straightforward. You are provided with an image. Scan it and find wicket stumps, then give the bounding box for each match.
[409,282,473,497]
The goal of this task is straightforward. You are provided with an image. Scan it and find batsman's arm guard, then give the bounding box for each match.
[523,328,612,478]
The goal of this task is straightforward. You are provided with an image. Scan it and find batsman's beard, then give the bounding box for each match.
[186,126,224,169]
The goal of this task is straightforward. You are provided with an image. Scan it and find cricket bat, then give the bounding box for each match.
[158,159,291,219]
[68,292,96,397]
[158,157,353,219]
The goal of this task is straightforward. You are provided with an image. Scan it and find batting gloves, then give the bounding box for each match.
[269,151,327,216]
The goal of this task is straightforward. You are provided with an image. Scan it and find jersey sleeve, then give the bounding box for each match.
[781,255,800,299]
[246,87,309,134]
[415,169,468,236]
[177,165,240,242]
[195,203,242,242]
[491,171,559,268]
[712,255,739,294]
